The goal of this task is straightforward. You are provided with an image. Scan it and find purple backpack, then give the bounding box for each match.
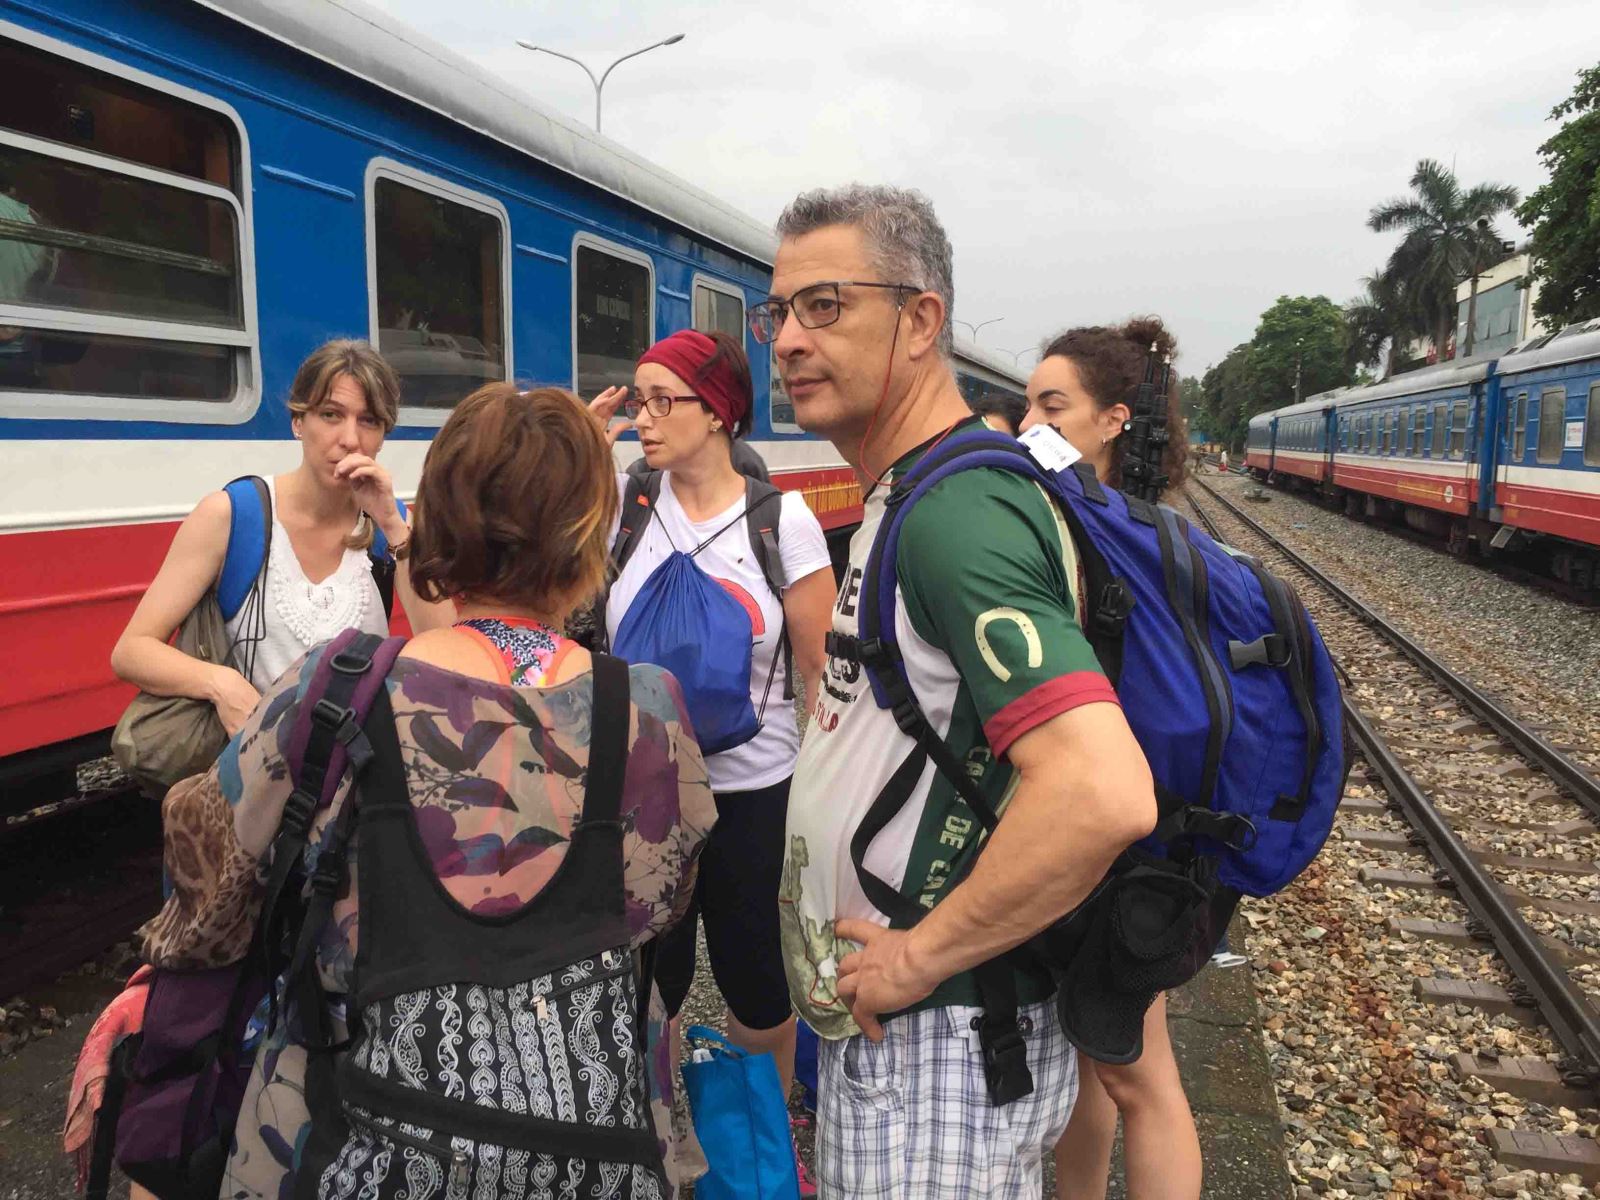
[87,630,404,1200]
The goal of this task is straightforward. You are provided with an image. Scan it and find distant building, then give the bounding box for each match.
[1455,253,1546,359]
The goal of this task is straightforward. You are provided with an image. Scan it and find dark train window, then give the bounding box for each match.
[1400,410,1412,455]
[0,37,250,414]
[1411,409,1425,455]
[1450,401,1468,458]
[1537,387,1566,464]
[0,35,237,192]
[574,240,651,400]
[1432,403,1447,456]
[1,142,240,326]
[770,346,795,430]
[1512,392,1528,460]
[373,176,507,411]
[1584,383,1600,467]
[692,279,744,340]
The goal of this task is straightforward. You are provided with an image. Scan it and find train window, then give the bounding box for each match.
[692,276,744,340]
[1400,410,1412,455]
[370,172,508,413]
[1537,387,1566,464]
[770,346,797,431]
[0,34,255,420]
[1,142,240,326]
[573,237,652,400]
[1411,409,1425,455]
[1432,403,1446,455]
[1,35,237,192]
[1449,401,1468,457]
[1585,384,1600,467]
[1512,392,1528,460]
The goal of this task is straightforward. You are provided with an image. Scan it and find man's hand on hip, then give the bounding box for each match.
[833,919,937,1042]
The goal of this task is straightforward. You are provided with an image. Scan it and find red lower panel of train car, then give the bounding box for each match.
[1332,460,1477,516]
[1496,470,1600,546]
[0,465,864,762]
[1271,450,1329,483]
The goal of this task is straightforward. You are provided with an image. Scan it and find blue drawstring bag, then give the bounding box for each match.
[613,551,761,756]
[681,1026,800,1200]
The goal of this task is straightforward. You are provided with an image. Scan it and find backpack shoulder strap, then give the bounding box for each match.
[580,653,631,827]
[218,475,271,622]
[259,628,406,1037]
[743,478,787,595]
[744,479,794,702]
[611,470,663,574]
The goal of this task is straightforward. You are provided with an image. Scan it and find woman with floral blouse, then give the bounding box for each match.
[137,384,716,1197]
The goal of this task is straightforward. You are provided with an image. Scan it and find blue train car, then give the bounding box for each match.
[1248,318,1600,585]
[0,0,1024,773]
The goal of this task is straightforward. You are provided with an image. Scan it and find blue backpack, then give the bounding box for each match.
[609,472,790,757]
[832,427,1344,1087]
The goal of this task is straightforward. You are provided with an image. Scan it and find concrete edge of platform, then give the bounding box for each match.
[1159,924,1295,1200]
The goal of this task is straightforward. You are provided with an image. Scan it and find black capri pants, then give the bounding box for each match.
[655,776,793,1031]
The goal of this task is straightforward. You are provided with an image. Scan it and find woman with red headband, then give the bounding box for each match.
[596,329,834,1162]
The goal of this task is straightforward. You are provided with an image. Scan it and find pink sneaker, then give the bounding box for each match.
[791,1122,818,1198]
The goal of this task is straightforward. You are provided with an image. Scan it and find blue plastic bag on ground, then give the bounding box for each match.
[680,1025,799,1200]
[613,552,759,756]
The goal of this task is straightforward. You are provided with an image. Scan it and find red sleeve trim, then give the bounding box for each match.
[983,671,1120,759]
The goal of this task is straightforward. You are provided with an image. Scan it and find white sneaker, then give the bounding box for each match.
[1209,951,1249,969]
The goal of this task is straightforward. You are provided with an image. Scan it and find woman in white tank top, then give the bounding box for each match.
[113,339,454,731]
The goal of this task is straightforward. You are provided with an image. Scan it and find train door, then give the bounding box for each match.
[1497,387,1527,504]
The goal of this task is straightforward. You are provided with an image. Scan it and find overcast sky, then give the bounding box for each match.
[368,0,1593,375]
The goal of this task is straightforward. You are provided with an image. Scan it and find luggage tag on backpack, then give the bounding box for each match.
[1018,424,1082,474]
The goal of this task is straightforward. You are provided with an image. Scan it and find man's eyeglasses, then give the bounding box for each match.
[748,281,920,345]
[623,393,704,419]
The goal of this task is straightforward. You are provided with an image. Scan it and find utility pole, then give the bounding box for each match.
[1463,217,1489,359]
[1293,336,1303,404]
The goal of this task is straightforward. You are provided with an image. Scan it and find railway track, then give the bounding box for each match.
[0,779,161,1001]
[1184,476,1600,1184]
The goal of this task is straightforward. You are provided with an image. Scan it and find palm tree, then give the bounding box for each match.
[1344,267,1423,379]
[1367,160,1519,359]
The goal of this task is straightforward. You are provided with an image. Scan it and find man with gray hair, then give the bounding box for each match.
[759,184,1157,1196]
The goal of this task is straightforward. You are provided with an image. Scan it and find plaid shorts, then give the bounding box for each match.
[816,1000,1078,1199]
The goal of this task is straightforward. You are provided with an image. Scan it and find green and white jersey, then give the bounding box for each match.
[781,422,1120,1039]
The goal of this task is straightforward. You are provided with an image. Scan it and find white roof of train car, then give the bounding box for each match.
[194,0,1025,386]
[1335,356,1494,408]
[1496,319,1600,376]
[200,0,779,262]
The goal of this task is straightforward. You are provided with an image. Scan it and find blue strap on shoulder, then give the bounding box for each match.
[861,430,1062,710]
[218,477,269,622]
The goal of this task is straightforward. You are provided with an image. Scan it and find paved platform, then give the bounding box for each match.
[1097,928,1293,1200]
[0,972,127,1200]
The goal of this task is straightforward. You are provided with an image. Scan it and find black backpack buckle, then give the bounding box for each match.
[281,787,317,836]
[311,698,363,747]
[978,1016,1034,1106]
[329,647,375,676]
[1228,634,1290,670]
[1091,581,1134,639]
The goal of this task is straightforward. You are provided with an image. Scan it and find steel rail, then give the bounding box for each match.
[1192,477,1600,820]
[1184,488,1600,1083]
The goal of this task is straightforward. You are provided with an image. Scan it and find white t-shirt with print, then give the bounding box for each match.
[605,474,832,793]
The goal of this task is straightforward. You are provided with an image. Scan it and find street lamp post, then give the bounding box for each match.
[516,34,685,134]
[953,317,1004,343]
[1293,337,1304,405]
